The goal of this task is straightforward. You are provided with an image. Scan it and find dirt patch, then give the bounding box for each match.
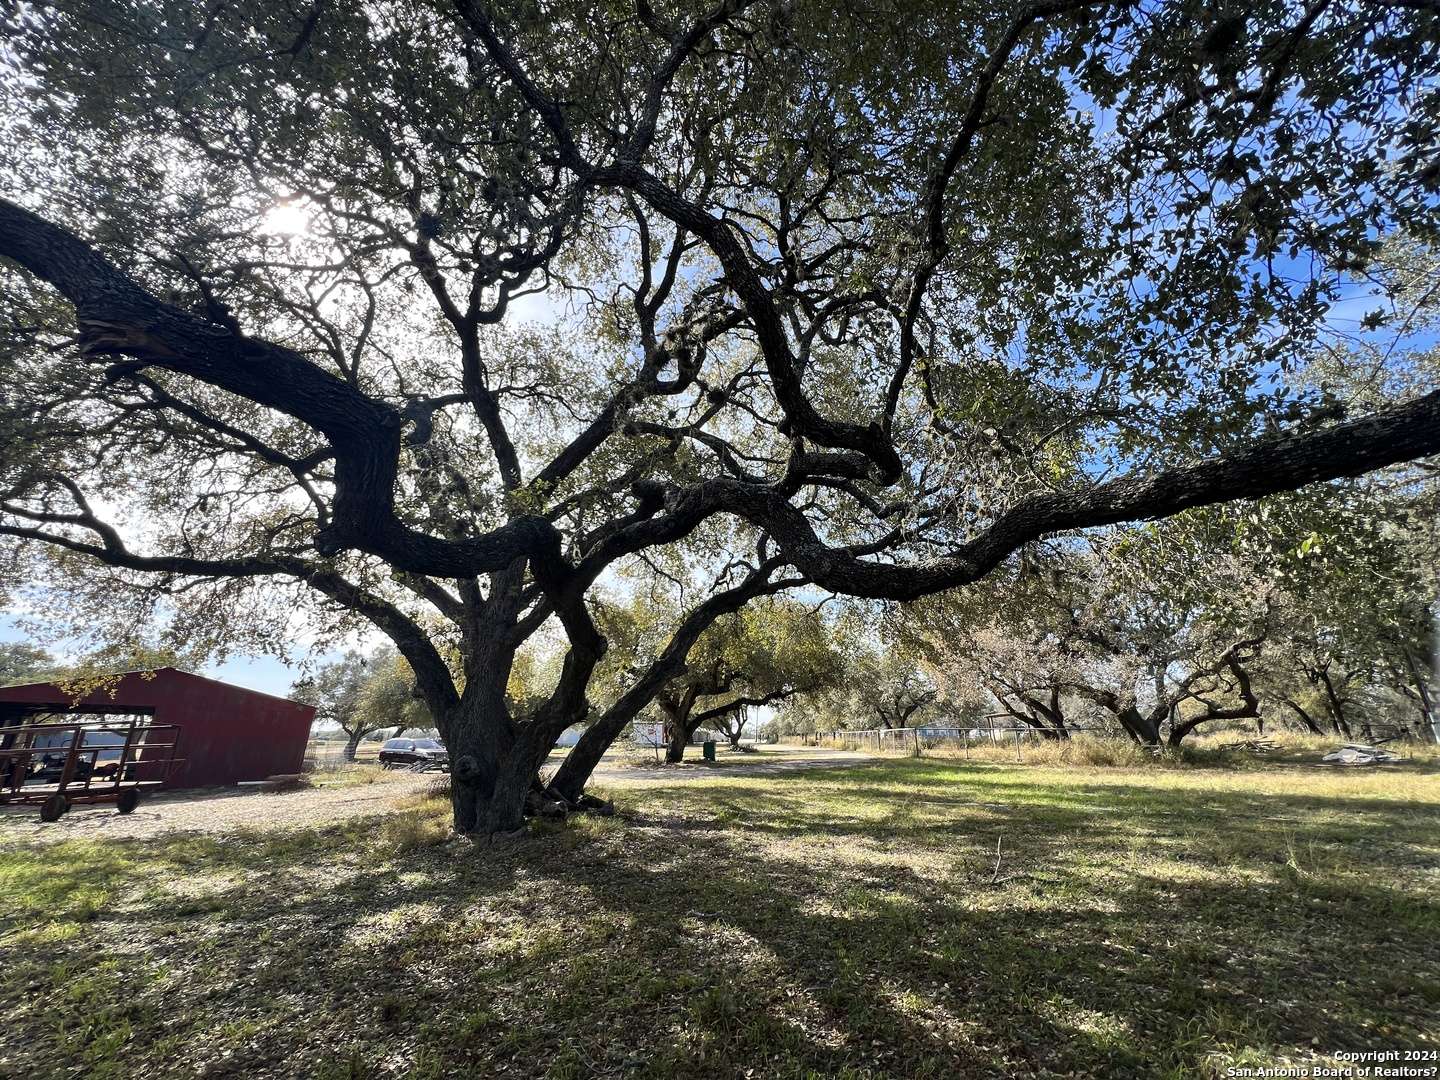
[0,772,429,845]
[0,748,880,845]
[586,745,883,784]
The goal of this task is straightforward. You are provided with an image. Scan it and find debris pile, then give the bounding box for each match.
[1320,743,1401,766]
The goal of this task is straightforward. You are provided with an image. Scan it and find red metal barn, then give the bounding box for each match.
[0,668,315,789]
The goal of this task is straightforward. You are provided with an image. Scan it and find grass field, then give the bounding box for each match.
[2,755,1437,1078]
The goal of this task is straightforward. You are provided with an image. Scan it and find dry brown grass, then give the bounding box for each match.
[813,730,1440,770]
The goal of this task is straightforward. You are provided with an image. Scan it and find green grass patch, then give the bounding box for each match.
[2,758,1437,1078]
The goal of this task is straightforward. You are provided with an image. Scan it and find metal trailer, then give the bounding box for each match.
[0,720,182,821]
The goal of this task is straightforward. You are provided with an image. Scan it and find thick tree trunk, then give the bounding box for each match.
[660,698,696,764]
[1045,687,1070,739]
[439,689,533,835]
[1027,688,1069,739]
[665,722,688,763]
[1015,710,1066,740]
[1166,721,1197,748]
[483,752,537,833]
[990,686,1066,739]
[343,729,363,762]
[551,716,620,803]
[1116,706,1162,746]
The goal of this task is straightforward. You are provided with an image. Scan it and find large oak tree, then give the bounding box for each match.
[2,0,1438,832]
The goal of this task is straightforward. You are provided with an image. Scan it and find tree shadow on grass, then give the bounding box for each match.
[3,765,1438,1079]
[615,766,1440,858]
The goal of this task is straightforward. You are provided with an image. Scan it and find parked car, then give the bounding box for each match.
[377,737,448,770]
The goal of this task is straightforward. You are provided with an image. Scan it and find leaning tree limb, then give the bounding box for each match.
[0,197,559,578]
[0,506,459,715]
[4,196,1439,609]
[696,394,1440,601]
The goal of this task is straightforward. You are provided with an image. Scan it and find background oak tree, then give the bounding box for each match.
[292,647,432,761]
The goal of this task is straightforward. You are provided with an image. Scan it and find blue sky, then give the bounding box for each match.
[0,613,320,698]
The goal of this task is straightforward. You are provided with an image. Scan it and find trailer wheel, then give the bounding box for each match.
[116,789,140,814]
[40,793,68,822]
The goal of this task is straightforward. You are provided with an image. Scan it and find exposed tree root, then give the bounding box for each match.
[524,780,615,821]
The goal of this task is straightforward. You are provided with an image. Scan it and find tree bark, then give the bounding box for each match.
[437,675,539,835]
[1403,648,1439,743]
[1279,697,1325,735]
[659,692,697,764]
[1120,706,1163,746]
[988,683,1062,739]
[550,709,629,803]
[1316,670,1353,739]
[664,718,689,764]
[1045,686,1070,739]
[343,729,364,762]
[1019,686,1070,739]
